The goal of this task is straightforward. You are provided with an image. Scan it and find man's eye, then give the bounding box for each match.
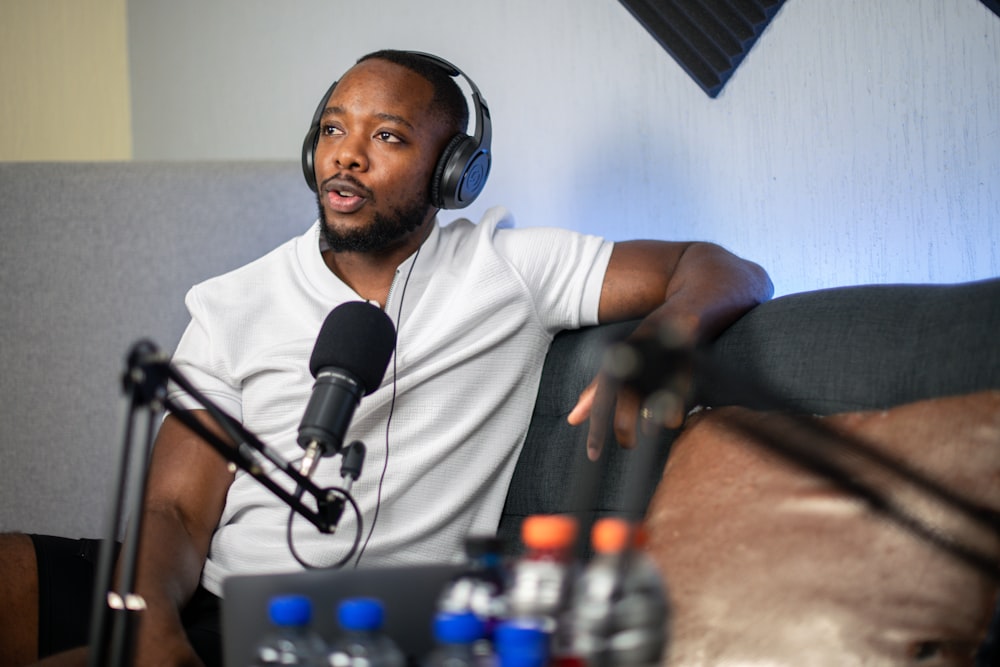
[376,131,402,144]
[322,124,344,136]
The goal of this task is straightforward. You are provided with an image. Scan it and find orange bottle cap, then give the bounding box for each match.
[521,514,578,549]
[591,517,632,554]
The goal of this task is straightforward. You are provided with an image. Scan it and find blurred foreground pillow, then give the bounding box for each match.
[646,391,1000,666]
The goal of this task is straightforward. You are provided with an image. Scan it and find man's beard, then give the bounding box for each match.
[318,194,430,254]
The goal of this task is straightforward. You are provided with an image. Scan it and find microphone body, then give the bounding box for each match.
[297,368,365,456]
[295,301,396,473]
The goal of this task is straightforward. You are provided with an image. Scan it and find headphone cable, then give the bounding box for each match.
[354,244,421,567]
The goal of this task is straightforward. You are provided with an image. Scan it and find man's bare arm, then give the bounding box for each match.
[126,411,234,666]
[568,240,773,459]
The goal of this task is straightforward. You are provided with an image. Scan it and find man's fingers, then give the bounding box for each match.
[570,378,609,462]
[568,381,597,426]
[613,389,641,449]
[584,375,616,461]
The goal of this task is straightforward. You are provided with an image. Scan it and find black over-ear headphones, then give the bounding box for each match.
[301,51,492,210]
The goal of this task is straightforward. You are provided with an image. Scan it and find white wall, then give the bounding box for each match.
[127,0,1000,296]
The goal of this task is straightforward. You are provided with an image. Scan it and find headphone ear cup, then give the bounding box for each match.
[431,133,491,209]
[430,134,466,209]
[301,125,320,193]
[302,80,338,194]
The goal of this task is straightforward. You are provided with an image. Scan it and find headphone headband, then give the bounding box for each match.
[301,51,492,210]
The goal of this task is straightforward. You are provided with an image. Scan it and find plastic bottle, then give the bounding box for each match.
[565,518,670,667]
[424,611,489,666]
[437,534,508,645]
[326,597,406,667]
[493,621,550,667]
[252,594,327,666]
[504,514,579,661]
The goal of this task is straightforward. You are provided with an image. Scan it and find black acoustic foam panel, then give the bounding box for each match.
[620,1,999,99]
[619,0,786,98]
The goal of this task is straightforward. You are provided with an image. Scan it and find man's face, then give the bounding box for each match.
[313,59,452,254]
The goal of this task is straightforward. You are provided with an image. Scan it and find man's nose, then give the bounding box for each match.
[332,133,369,171]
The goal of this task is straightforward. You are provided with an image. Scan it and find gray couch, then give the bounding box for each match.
[2,162,999,662]
[504,278,1000,545]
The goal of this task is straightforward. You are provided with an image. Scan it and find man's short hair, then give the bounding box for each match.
[357,49,470,135]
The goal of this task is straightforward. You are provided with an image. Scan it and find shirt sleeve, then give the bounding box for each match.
[491,219,614,331]
[166,285,244,422]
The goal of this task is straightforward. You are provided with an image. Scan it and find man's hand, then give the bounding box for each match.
[568,373,641,461]
[132,612,206,667]
[30,618,203,667]
[568,239,772,460]
[568,331,690,461]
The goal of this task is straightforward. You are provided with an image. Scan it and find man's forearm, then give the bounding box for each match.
[639,241,773,344]
[122,503,212,663]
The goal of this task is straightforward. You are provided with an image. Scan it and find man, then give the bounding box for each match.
[0,50,772,666]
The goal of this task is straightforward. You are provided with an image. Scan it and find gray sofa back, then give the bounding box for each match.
[0,162,315,536]
[2,161,998,558]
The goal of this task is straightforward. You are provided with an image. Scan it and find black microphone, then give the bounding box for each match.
[297,301,396,476]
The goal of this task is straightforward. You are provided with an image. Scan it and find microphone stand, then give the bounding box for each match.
[88,340,355,667]
[87,341,162,667]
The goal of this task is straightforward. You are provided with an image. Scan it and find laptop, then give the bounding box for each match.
[221,563,465,667]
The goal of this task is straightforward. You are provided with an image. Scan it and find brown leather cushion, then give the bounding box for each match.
[645,391,1000,666]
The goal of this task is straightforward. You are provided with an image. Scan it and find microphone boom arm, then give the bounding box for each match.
[89,340,351,667]
[163,365,340,533]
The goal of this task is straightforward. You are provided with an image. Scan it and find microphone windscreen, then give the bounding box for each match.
[309,301,397,394]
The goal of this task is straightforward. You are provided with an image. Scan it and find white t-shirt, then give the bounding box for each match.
[168,206,613,596]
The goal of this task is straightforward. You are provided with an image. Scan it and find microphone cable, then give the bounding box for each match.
[286,435,365,570]
[286,482,363,570]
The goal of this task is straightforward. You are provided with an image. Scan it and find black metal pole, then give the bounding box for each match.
[88,341,164,667]
[88,340,358,665]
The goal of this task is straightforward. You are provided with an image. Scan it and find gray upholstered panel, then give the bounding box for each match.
[499,320,673,555]
[705,279,1000,413]
[0,161,316,536]
[501,278,1000,555]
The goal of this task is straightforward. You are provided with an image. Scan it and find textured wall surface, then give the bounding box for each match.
[125,0,999,296]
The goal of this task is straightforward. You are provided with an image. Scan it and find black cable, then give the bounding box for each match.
[285,485,363,570]
[354,245,421,567]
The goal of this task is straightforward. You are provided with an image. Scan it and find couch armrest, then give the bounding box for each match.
[706,278,1000,413]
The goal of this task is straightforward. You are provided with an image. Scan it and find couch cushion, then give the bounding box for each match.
[646,391,1000,666]
[706,279,1000,414]
[497,320,676,556]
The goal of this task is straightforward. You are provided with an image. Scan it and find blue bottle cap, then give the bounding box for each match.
[268,595,312,627]
[338,597,385,631]
[433,611,485,644]
[494,620,548,666]
[497,654,548,667]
